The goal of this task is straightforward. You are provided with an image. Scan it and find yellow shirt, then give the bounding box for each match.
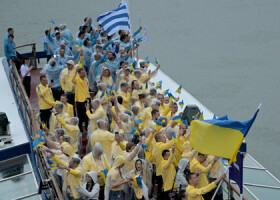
[108,168,124,191]
[161,152,176,191]
[52,155,82,199]
[86,106,107,132]
[49,112,70,133]
[82,153,111,186]
[61,67,77,93]
[152,140,174,176]
[186,182,216,200]
[134,101,145,115]
[57,116,79,152]
[182,141,197,161]
[36,84,54,110]
[110,104,125,131]
[100,76,113,88]
[140,107,152,129]
[190,158,212,188]
[131,90,139,101]
[64,103,74,117]
[73,76,90,102]
[117,91,131,110]
[90,129,115,161]
[159,103,171,117]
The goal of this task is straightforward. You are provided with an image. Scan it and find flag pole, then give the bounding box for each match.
[211,165,230,200]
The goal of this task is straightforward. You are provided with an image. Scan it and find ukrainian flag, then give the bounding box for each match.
[155,57,159,65]
[46,157,56,171]
[135,119,143,125]
[179,100,184,109]
[176,85,182,94]
[130,125,137,135]
[173,115,183,125]
[154,120,163,131]
[190,105,260,164]
[134,176,143,189]
[156,80,162,90]
[100,90,105,99]
[162,89,169,96]
[101,169,108,182]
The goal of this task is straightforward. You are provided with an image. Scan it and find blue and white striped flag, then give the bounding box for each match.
[97,0,131,36]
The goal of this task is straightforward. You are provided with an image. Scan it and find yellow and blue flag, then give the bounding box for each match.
[162,89,169,96]
[134,176,143,189]
[155,80,162,90]
[145,56,150,66]
[46,157,56,171]
[168,92,176,102]
[179,100,184,109]
[35,112,41,123]
[171,132,176,139]
[135,119,143,125]
[101,169,109,182]
[36,130,44,139]
[130,125,137,135]
[189,105,260,164]
[182,120,188,126]
[193,111,204,120]
[155,57,159,65]
[213,114,217,119]
[154,120,162,131]
[142,144,149,152]
[176,85,182,94]
[173,115,182,125]
[33,137,45,150]
[100,90,105,99]
[139,85,143,91]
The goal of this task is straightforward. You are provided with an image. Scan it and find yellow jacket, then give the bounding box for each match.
[64,103,74,117]
[61,67,77,93]
[110,104,125,131]
[140,107,152,129]
[57,116,79,152]
[82,153,111,186]
[52,155,82,199]
[90,129,115,161]
[86,106,107,132]
[131,89,139,101]
[49,112,70,133]
[182,141,197,161]
[186,182,216,200]
[162,152,176,191]
[159,103,170,117]
[152,140,174,176]
[190,158,212,188]
[144,133,155,163]
[36,84,54,110]
[117,91,131,109]
[134,101,145,115]
[72,75,90,103]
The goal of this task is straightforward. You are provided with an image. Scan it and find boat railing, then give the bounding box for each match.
[9,62,64,200]
[15,43,38,68]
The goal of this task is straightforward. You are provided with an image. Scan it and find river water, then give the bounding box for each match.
[1,0,279,179]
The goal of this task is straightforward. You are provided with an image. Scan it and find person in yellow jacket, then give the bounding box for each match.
[99,67,114,88]
[56,115,80,153]
[133,93,146,115]
[139,101,160,129]
[110,96,125,132]
[86,99,107,133]
[190,153,219,191]
[117,81,131,109]
[36,75,54,128]
[161,145,177,198]
[90,120,116,161]
[130,80,140,104]
[158,94,171,117]
[82,142,111,200]
[60,94,74,117]
[49,103,70,133]
[152,132,174,199]
[72,67,90,131]
[61,59,79,106]
[186,172,226,200]
[45,148,83,200]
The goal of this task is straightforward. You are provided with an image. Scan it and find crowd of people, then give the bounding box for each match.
[4,16,226,200]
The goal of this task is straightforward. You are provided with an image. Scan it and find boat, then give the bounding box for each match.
[1,39,280,200]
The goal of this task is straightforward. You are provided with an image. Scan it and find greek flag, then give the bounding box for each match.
[97,0,130,36]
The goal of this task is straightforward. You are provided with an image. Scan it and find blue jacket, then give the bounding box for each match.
[46,65,64,88]
[61,28,73,47]
[4,40,16,61]
[47,33,69,52]
[105,60,119,82]
[83,46,93,67]
[54,47,73,56]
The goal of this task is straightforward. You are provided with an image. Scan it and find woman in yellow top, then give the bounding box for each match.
[129,159,151,200]
[118,67,134,87]
[131,80,140,104]
[105,156,132,200]
[99,68,114,89]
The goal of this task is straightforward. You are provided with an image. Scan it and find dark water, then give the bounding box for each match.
[1,0,279,179]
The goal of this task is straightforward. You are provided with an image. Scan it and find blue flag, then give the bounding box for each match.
[229,152,244,194]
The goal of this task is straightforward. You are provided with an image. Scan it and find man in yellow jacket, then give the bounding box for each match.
[45,149,82,200]
[49,103,70,133]
[140,101,160,129]
[190,153,219,199]
[117,81,131,109]
[60,94,74,117]
[36,75,54,128]
[86,99,107,133]
[56,115,80,153]
[72,68,90,131]
[161,145,177,199]
[90,120,115,161]
[61,60,76,106]
[152,132,174,199]
[82,142,111,200]
[186,172,226,200]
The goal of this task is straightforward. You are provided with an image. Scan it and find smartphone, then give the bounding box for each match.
[51,80,54,83]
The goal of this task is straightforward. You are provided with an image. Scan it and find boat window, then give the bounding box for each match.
[0,173,38,199]
[0,154,31,180]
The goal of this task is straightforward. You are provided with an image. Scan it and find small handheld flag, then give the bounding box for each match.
[145,56,150,66]
[49,18,55,25]
[171,132,176,139]
[155,80,162,90]
[100,90,105,99]
[101,169,109,182]
[130,125,137,135]
[176,85,182,94]
[173,115,183,125]
[179,100,184,109]
[46,157,56,171]
[135,119,143,125]
[141,144,149,152]
[162,89,169,96]
[134,176,143,189]
[140,34,148,42]
[155,57,159,65]
[154,120,163,131]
